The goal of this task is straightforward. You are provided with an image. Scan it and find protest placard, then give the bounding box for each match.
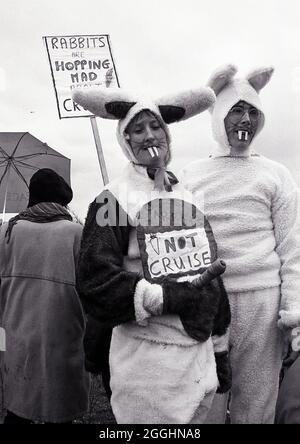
[137,198,215,282]
[44,34,120,119]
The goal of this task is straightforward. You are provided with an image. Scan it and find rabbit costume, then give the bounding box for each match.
[181,65,300,424]
[73,86,232,424]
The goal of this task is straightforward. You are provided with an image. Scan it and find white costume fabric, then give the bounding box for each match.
[181,65,300,423]
[107,164,219,424]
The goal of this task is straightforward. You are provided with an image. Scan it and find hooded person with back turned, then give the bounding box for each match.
[0,168,89,424]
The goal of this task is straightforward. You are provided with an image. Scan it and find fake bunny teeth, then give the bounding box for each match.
[238,130,249,141]
[147,147,155,158]
[153,147,159,156]
[147,146,159,157]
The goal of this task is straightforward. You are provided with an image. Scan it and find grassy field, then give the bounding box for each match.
[76,375,116,424]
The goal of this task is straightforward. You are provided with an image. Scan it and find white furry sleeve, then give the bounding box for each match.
[273,173,300,329]
[134,279,164,326]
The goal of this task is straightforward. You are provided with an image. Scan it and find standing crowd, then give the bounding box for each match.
[0,64,300,424]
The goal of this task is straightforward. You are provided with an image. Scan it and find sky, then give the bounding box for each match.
[0,0,300,220]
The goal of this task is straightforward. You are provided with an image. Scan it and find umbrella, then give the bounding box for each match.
[0,132,71,215]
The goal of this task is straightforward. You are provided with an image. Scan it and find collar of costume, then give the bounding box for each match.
[133,162,178,192]
[5,202,72,243]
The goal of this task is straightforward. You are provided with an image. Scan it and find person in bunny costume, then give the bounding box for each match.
[73,86,232,424]
[181,65,300,424]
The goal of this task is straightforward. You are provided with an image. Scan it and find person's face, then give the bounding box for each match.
[224,100,261,152]
[125,110,169,166]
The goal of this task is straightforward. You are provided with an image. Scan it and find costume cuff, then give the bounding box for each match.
[134,279,163,326]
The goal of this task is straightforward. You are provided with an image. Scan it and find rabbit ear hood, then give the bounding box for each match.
[73,86,215,163]
[207,65,274,155]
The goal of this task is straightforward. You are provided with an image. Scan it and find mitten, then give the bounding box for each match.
[162,278,220,342]
[215,351,232,394]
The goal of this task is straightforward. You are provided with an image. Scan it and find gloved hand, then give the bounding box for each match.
[162,278,220,342]
[215,351,232,394]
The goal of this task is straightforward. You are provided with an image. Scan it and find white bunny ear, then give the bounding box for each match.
[72,88,137,119]
[246,67,274,92]
[207,64,238,95]
[156,87,216,123]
